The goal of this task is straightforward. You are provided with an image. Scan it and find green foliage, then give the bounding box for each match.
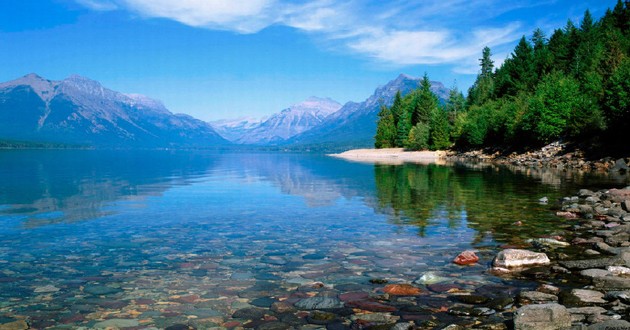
[411,74,439,126]
[452,2,630,149]
[374,105,396,148]
[406,122,430,150]
[522,72,581,144]
[468,47,495,106]
[429,108,450,150]
[604,57,630,129]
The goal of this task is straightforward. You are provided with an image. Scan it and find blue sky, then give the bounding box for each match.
[0,0,615,121]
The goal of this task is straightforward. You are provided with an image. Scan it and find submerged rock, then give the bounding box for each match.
[453,250,479,265]
[513,303,571,330]
[492,249,550,269]
[294,296,344,310]
[383,284,423,296]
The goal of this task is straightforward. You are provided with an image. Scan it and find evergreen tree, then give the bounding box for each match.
[396,108,412,148]
[407,122,430,151]
[374,104,396,148]
[411,74,438,126]
[390,91,404,129]
[468,47,495,105]
[429,107,450,150]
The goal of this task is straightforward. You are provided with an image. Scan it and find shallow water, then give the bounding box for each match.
[0,150,627,328]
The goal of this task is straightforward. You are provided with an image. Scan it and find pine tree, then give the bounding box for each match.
[411,74,438,126]
[374,104,396,148]
[468,47,495,105]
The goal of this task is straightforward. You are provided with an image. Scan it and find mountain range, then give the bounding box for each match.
[0,73,450,149]
[0,74,227,148]
[213,74,450,149]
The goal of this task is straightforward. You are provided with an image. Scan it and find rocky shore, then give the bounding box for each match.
[445,141,630,174]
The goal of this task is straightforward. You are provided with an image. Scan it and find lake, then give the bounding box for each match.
[0,150,627,329]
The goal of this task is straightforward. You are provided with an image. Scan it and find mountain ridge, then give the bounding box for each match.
[0,74,228,148]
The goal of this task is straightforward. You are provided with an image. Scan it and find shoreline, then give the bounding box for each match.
[329,148,447,165]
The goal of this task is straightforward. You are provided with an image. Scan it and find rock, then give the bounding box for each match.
[350,312,399,323]
[390,322,414,330]
[588,319,630,330]
[307,311,338,325]
[383,284,423,296]
[539,197,549,204]
[518,291,558,305]
[622,200,630,212]
[579,189,595,197]
[556,211,578,218]
[0,320,28,330]
[562,289,606,306]
[593,275,630,289]
[612,158,630,173]
[414,272,448,285]
[567,306,607,323]
[33,284,60,293]
[580,268,612,278]
[92,318,139,328]
[560,258,617,270]
[513,303,571,330]
[493,249,550,268]
[271,301,296,313]
[527,238,570,248]
[232,307,266,319]
[345,300,396,312]
[453,250,479,265]
[608,265,630,275]
[537,284,561,295]
[454,294,489,304]
[294,296,344,310]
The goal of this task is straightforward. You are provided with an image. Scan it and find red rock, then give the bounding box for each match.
[339,292,369,302]
[383,284,423,296]
[426,283,461,293]
[346,300,396,312]
[556,211,578,218]
[223,321,241,328]
[135,298,155,305]
[453,250,479,265]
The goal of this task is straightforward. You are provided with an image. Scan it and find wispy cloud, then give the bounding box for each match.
[75,0,535,72]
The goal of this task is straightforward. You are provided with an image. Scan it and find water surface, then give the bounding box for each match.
[0,150,626,328]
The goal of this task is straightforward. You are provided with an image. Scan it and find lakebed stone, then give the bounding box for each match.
[513,303,571,330]
[453,250,479,265]
[493,249,550,268]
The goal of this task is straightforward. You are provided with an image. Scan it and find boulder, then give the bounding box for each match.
[513,303,571,330]
[588,319,630,330]
[592,275,630,289]
[383,284,423,296]
[517,291,558,305]
[294,296,344,310]
[453,250,479,265]
[493,249,550,268]
[561,289,606,306]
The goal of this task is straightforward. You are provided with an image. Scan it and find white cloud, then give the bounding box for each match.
[75,0,529,72]
[76,0,117,11]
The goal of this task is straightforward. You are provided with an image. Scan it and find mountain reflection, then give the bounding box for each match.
[0,150,218,228]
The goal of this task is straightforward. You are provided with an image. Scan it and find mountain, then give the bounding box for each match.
[212,97,342,145]
[209,116,264,142]
[284,74,450,149]
[0,74,228,148]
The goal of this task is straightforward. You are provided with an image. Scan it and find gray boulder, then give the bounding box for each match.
[493,249,550,268]
[513,303,571,330]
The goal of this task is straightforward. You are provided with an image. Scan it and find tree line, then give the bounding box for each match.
[375,1,630,151]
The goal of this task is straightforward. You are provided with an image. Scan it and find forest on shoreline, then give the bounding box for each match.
[375,1,630,154]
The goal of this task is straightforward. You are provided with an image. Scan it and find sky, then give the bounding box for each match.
[0,0,616,121]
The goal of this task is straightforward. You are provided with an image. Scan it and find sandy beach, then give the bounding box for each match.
[329,148,446,165]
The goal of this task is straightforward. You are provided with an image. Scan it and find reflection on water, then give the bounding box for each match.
[0,150,627,328]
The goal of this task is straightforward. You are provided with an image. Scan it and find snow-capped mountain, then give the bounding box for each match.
[213,97,342,145]
[0,74,228,147]
[285,74,450,149]
[209,116,264,142]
